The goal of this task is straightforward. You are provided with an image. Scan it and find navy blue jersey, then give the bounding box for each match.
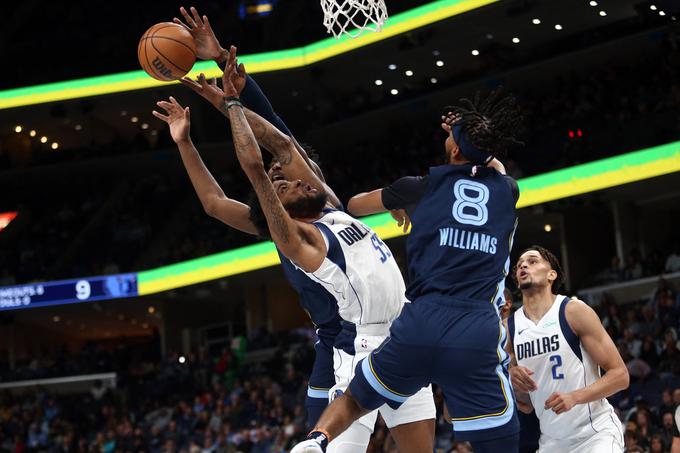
[383,164,518,304]
[277,249,342,344]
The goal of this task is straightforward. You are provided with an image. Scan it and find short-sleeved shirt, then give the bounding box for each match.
[382,173,519,217]
[380,164,519,305]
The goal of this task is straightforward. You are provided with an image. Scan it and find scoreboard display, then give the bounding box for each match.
[0,274,138,311]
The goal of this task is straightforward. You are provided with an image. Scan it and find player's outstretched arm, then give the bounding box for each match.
[152,96,257,235]
[544,299,629,414]
[223,64,326,272]
[348,189,386,216]
[174,6,227,63]
[181,47,342,209]
[348,190,410,233]
[174,6,318,179]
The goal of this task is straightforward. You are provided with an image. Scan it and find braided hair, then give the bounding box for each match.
[448,89,524,159]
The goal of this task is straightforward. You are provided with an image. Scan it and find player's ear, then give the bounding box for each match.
[547,269,557,283]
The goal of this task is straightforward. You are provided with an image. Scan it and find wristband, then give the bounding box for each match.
[307,428,331,448]
[225,99,243,110]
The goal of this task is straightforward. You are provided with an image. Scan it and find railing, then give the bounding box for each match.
[578,271,680,306]
[0,372,116,395]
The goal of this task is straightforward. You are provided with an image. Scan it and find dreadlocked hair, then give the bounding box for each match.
[447,88,524,158]
[298,142,322,167]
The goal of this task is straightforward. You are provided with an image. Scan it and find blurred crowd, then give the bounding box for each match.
[2,275,680,452]
[593,246,680,287]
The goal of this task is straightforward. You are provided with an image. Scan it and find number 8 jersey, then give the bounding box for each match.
[383,164,519,307]
[299,209,407,327]
[508,295,620,441]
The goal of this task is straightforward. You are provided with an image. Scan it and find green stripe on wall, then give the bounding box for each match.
[0,0,498,109]
[135,140,680,295]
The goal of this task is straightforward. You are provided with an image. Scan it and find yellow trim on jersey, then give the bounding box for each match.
[488,218,518,305]
[368,355,411,398]
[451,322,511,421]
[309,385,331,391]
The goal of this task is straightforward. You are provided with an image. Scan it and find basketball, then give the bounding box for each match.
[138,22,196,81]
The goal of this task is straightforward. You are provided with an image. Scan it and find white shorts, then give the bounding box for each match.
[538,423,624,453]
[332,327,436,431]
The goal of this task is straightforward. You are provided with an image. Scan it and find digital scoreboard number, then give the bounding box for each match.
[0,274,138,311]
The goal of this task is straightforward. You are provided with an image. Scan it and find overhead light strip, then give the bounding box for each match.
[0,0,498,110]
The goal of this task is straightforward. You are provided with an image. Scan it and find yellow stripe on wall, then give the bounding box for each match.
[138,250,281,295]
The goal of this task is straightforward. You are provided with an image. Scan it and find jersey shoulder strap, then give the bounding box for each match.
[507,312,516,340]
[558,296,582,361]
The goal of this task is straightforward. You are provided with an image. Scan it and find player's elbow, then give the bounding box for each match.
[203,198,221,219]
[275,133,295,151]
[241,158,265,177]
[609,365,630,393]
[347,195,369,216]
[618,366,630,391]
[347,197,360,215]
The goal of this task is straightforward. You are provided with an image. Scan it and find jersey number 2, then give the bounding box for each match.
[452,179,489,226]
[549,354,564,380]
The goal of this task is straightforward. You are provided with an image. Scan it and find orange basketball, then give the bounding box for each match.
[138,23,196,81]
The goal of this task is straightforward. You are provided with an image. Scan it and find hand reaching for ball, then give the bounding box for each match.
[174,6,225,61]
[152,97,191,144]
[180,73,225,113]
[222,46,247,98]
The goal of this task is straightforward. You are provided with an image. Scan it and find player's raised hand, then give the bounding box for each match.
[544,391,577,414]
[223,46,247,97]
[441,112,462,134]
[389,209,410,233]
[152,97,191,144]
[174,6,225,61]
[181,73,225,112]
[509,365,538,393]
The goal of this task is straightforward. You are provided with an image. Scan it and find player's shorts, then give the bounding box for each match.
[305,338,336,428]
[334,323,435,431]
[349,297,519,443]
[538,422,624,453]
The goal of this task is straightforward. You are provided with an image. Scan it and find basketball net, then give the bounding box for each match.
[320,0,388,39]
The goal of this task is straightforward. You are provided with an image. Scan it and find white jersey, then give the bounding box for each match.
[301,210,406,327]
[510,295,622,443]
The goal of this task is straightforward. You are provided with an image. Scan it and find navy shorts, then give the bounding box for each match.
[305,338,335,428]
[349,298,519,442]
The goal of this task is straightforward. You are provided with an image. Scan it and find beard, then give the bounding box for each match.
[519,279,534,290]
[285,192,328,219]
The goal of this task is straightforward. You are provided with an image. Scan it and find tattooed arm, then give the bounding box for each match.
[180,47,342,208]
[226,100,326,271]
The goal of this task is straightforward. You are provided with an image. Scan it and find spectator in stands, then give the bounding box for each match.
[660,411,678,451]
[623,327,643,358]
[625,428,642,452]
[621,344,651,381]
[665,245,680,273]
[638,305,658,337]
[625,250,644,281]
[649,433,664,453]
[658,329,680,376]
[645,249,666,276]
[639,335,660,369]
[596,256,624,285]
[602,301,624,337]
